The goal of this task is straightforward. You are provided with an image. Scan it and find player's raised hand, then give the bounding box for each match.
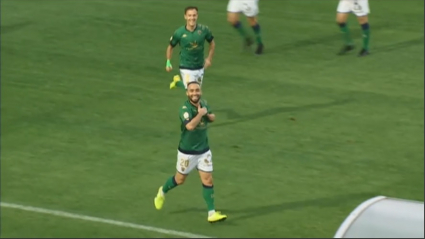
[204,58,212,69]
[166,60,173,72]
[198,105,208,116]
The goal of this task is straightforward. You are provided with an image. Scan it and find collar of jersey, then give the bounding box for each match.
[185,24,198,32]
[186,100,204,109]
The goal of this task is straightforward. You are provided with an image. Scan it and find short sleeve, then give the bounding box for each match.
[179,106,192,125]
[170,30,181,47]
[205,26,214,43]
[206,104,212,114]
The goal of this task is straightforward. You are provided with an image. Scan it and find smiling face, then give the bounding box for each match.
[186,82,201,104]
[184,7,198,28]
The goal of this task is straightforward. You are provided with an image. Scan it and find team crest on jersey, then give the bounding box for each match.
[182,34,187,38]
[183,112,189,120]
[197,77,202,82]
[197,30,202,35]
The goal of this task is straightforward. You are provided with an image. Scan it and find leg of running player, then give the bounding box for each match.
[227,1,253,49]
[336,12,355,55]
[154,171,187,210]
[170,71,186,90]
[170,74,185,90]
[199,171,226,223]
[171,69,197,90]
[154,153,194,210]
[246,16,264,55]
[197,151,226,223]
[356,15,370,56]
[336,0,355,55]
[199,171,215,217]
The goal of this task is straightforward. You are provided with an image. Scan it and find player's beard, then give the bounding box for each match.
[189,94,201,104]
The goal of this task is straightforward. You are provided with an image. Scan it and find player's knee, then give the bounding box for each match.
[227,13,239,25]
[336,13,348,24]
[174,172,187,185]
[175,177,186,185]
[247,17,258,26]
[357,15,369,25]
[202,178,213,187]
[200,173,213,186]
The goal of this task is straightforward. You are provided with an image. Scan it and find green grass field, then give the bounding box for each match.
[1,0,424,238]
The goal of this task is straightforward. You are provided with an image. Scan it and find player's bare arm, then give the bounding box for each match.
[207,113,215,122]
[165,45,174,72]
[185,113,204,131]
[204,40,215,69]
[166,28,181,72]
[185,108,207,130]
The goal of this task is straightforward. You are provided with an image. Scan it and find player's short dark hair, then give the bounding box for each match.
[187,81,200,88]
[184,6,198,14]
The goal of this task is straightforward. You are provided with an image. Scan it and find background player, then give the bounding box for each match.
[154,81,227,223]
[336,0,371,56]
[166,6,215,90]
[227,0,264,55]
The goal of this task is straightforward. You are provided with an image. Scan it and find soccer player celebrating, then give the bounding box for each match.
[336,0,371,56]
[166,6,215,90]
[154,81,227,223]
[227,0,264,55]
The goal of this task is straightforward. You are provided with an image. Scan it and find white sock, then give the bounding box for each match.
[208,210,215,217]
[159,188,165,197]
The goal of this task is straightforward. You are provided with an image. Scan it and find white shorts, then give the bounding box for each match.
[176,150,213,175]
[180,68,204,89]
[337,0,370,17]
[227,0,259,17]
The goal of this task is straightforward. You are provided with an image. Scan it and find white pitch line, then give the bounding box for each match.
[1,202,212,238]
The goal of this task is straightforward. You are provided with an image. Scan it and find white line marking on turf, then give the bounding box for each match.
[1,202,212,238]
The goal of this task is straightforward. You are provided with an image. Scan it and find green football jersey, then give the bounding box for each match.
[178,99,212,155]
[170,24,214,70]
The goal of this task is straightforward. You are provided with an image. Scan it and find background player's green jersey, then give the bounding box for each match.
[178,99,212,155]
[170,24,214,70]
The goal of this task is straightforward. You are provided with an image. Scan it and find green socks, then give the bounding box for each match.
[232,21,248,38]
[339,22,370,50]
[361,23,370,50]
[339,23,353,45]
[202,184,215,211]
[232,21,263,45]
[233,21,263,44]
[161,178,215,213]
[162,176,178,194]
[252,24,263,44]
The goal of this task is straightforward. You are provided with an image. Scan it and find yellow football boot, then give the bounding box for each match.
[170,75,181,89]
[154,187,165,210]
[208,211,227,223]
